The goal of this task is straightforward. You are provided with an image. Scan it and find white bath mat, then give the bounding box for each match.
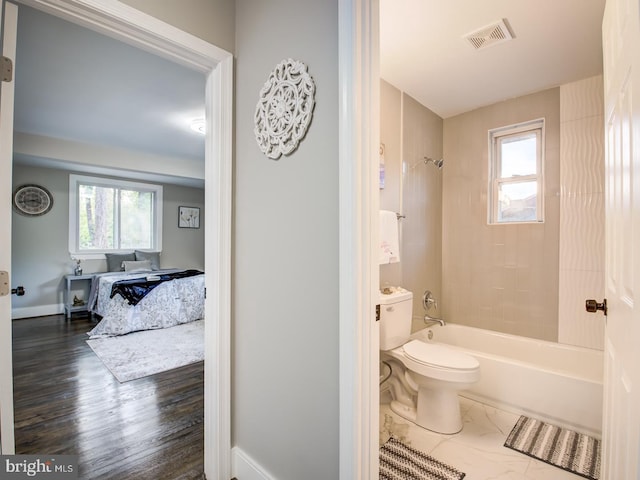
[379,437,466,480]
[504,416,600,480]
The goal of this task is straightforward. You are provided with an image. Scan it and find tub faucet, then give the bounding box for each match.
[422,289,445,326]
[424,314,445,327]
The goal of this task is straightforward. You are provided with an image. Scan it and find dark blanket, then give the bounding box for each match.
[110,269,204,306]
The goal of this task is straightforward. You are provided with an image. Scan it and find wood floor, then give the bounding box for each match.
[12,314,204,480]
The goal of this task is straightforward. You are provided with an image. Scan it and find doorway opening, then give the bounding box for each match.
[2,1,232,478]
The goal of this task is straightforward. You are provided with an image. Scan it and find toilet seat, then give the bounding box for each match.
[390,339,480,384]
[403,340,479,371]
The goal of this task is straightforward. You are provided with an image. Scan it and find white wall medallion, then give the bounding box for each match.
[254,58,316,159]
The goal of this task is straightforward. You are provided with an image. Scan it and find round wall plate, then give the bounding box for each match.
[254,58,315,159]
[13,184,54,216]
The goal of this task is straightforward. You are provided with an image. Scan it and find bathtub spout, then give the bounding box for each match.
[424,314,445,327]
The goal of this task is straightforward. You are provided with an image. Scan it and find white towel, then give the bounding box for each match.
[379,210,400,264]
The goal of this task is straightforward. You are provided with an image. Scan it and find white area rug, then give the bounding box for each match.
[86,320,204,382]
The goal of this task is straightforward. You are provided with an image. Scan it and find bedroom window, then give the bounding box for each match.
[488,118,544,224]
[69,174,163,256]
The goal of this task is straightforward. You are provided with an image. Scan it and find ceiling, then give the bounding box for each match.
[13,4,206,183]
[12,1,606,180]
[380,0,607,118]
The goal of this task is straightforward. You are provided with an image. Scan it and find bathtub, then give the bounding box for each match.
[410,323,603,437]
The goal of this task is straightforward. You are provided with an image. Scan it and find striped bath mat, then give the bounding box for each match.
[504,416,601,480]
[380,437,465,480]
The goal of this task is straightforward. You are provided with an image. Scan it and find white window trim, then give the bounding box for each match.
[68,174,163,258]
[488,118,545,225]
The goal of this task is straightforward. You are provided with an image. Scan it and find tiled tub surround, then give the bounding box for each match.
[382,75,605,349]
[379,80,444,331]
[442,87,561,342]
[558,75,605,350]
[410,324,603,437]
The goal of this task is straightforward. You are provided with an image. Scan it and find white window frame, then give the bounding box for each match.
[488,118,545,224]
[69,174,163,258]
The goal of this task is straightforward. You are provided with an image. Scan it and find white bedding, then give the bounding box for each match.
[87,269,204,338]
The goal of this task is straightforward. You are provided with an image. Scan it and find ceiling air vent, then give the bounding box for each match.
[464,19,514,50]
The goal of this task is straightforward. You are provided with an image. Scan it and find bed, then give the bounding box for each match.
[86,269,205,338]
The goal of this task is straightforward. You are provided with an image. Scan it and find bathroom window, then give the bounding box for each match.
[69,174,163,257]
[488,118,544,224]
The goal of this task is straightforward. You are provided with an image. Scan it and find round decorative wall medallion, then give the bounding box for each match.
[254,58,316,159]
[13,184,54,216]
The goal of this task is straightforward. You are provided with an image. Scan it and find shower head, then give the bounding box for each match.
[424,157,444,169]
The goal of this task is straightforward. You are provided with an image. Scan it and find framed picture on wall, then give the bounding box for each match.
[179,206,200,229]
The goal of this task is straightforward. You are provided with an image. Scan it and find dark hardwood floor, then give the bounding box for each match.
[12,314,204,480]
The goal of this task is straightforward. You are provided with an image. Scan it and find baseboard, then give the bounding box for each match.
[231,446,276,480]
[12,304,63,320]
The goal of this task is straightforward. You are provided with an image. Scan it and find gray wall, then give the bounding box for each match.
[234,0,339,478]
[120,0,235,54]
[13,2,343,477]
[11,164,204,317]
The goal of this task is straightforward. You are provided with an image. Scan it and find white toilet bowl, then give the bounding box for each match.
[384,339,480,434]
[378,286,480,434]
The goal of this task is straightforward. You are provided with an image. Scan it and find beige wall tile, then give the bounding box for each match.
[381,75,603,349]
[560,75,604,122]
[442,88,560,341]
[558,269,605,349]
[558,76,605,349]
[379,82,444,325]
[560,117,605,195]
[380,80,403,213]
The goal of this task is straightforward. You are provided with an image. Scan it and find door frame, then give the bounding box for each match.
[0,0,18,455]
[1,1,232,478]
[338,0,379,478]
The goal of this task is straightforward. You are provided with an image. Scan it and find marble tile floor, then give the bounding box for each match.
[380,396,588,480]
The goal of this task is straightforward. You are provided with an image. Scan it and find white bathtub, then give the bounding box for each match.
[410,323,604,437]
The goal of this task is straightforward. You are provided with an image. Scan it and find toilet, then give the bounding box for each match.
[379,287,480,434]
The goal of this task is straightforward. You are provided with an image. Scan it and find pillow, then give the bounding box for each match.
[122,260,152,272]
[105,252,135,272]
[135,250,160,270]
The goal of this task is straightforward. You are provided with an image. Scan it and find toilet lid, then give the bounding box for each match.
[403,340,479,370]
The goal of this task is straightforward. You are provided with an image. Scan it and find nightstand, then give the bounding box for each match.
[64,273,94,319]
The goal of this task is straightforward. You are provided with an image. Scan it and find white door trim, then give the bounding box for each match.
[0,0,19,455]
[5,2,232,478]
[338,0,379,478]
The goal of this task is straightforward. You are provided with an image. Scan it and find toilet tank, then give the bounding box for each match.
[379,288,413,351]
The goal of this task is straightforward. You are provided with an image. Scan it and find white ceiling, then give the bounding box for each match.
[13,1,606,179]
[13,4,206,181]
[380,0,607,118]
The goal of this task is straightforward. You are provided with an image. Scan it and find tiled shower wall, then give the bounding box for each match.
[442,89,561,341]
[558,75,605,350]
[379,80,444,332]
[402,94,443,332]
[379,80,404,289]
[380,76,604,349]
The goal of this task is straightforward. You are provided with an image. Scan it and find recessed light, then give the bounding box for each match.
[190,119,206,135]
